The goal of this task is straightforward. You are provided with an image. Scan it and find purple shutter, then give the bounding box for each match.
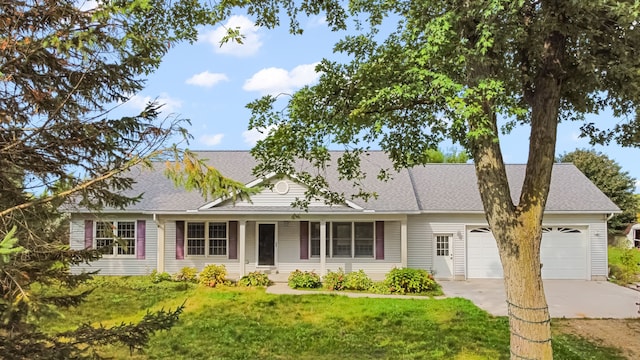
[84,220,93,249]
[375,221,384,260]
[228,221,238,259]
[176,221,184,260]
[299,221,309,259]
[136,220,146,259]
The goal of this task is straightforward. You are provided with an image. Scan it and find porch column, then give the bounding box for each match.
[239,220,247,277]
[155,217,165,273]
[320,220,327,276]
[400,218,408,268]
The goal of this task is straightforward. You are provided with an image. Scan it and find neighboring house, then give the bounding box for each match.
[625,223,640,248]
[68,151,619,281]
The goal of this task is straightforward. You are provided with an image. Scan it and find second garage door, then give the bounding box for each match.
[466,226,588,279]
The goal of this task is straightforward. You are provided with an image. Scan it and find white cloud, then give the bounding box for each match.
[242,125,277,146]
[200,133,224,146]
[243,63,321,96]
[127,93,182,114]
[199,15,262,57]
[307,15,327,28]
[185,71,229,88]
[636,180,640,191]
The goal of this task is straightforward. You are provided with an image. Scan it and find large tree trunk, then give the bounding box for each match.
[465,4,564,354]
[498,215,552,359]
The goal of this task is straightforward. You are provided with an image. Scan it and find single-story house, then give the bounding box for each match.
[68,151,619,281]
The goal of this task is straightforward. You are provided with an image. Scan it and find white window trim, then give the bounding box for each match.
[434,233,452,257]
[309,221,376,259]
[95,220,136,258]
[184,221,229,258]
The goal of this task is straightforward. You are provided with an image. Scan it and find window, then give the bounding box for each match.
[209,223,227,256]
[95,221,136,256]
[332,222,352,257]
[310,222,329,257]
[187,223,206,255]
[186,222,228,256]
[354,222,374,257]
[435,235,450,256]
[557,227,582,234]
[309,221,375,258]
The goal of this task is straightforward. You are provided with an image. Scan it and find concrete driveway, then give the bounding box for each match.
[440,280,640,318]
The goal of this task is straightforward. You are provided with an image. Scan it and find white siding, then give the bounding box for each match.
[245,221,256,264]
[231,179,347,208]
[588,219,608,279]
[70,214,157,275]
[276,221,320,274]
[277,221,299,263]
[424,214,470,278]
[384,221,401,263]
[407,215,431,270]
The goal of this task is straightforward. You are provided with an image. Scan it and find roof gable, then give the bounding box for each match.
[199,176,360,211]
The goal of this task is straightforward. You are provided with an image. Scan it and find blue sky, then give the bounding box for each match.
[117,13,640,193]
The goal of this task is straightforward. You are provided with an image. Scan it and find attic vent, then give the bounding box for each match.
[274,180,289,195]
[542,227,552,233]
[469,227,491,233]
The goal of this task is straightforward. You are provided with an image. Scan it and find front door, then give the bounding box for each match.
[433,234,453,279]
[258,223,276,266]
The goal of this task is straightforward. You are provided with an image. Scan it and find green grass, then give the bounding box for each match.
[37,277,625,360]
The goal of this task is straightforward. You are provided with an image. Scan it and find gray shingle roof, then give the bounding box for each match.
[98,151,619,214]
[410,163,620,212]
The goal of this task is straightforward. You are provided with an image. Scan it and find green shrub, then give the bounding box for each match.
[288,269,321,289]
[609,247,640,284]
[174,267,198,283]
[238,271,272,287]
[344,270,373,291]
[384,267,438,294]
[199,264,228,287]
[323,269,346,290]
[149,270,172,284]
[368,281,392,295]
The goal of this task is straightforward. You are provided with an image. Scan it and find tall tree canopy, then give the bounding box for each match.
[0,0,247,358]
[236,1,640,358]
[558,149,638,234]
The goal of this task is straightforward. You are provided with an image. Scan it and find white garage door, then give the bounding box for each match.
[466,226,588,279]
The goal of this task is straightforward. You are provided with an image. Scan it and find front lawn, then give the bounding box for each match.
[37,277,624,359]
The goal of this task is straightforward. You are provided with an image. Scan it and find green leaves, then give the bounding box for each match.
[558,149,639,233]
[0,227,25,266]
[164,149,257,202]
